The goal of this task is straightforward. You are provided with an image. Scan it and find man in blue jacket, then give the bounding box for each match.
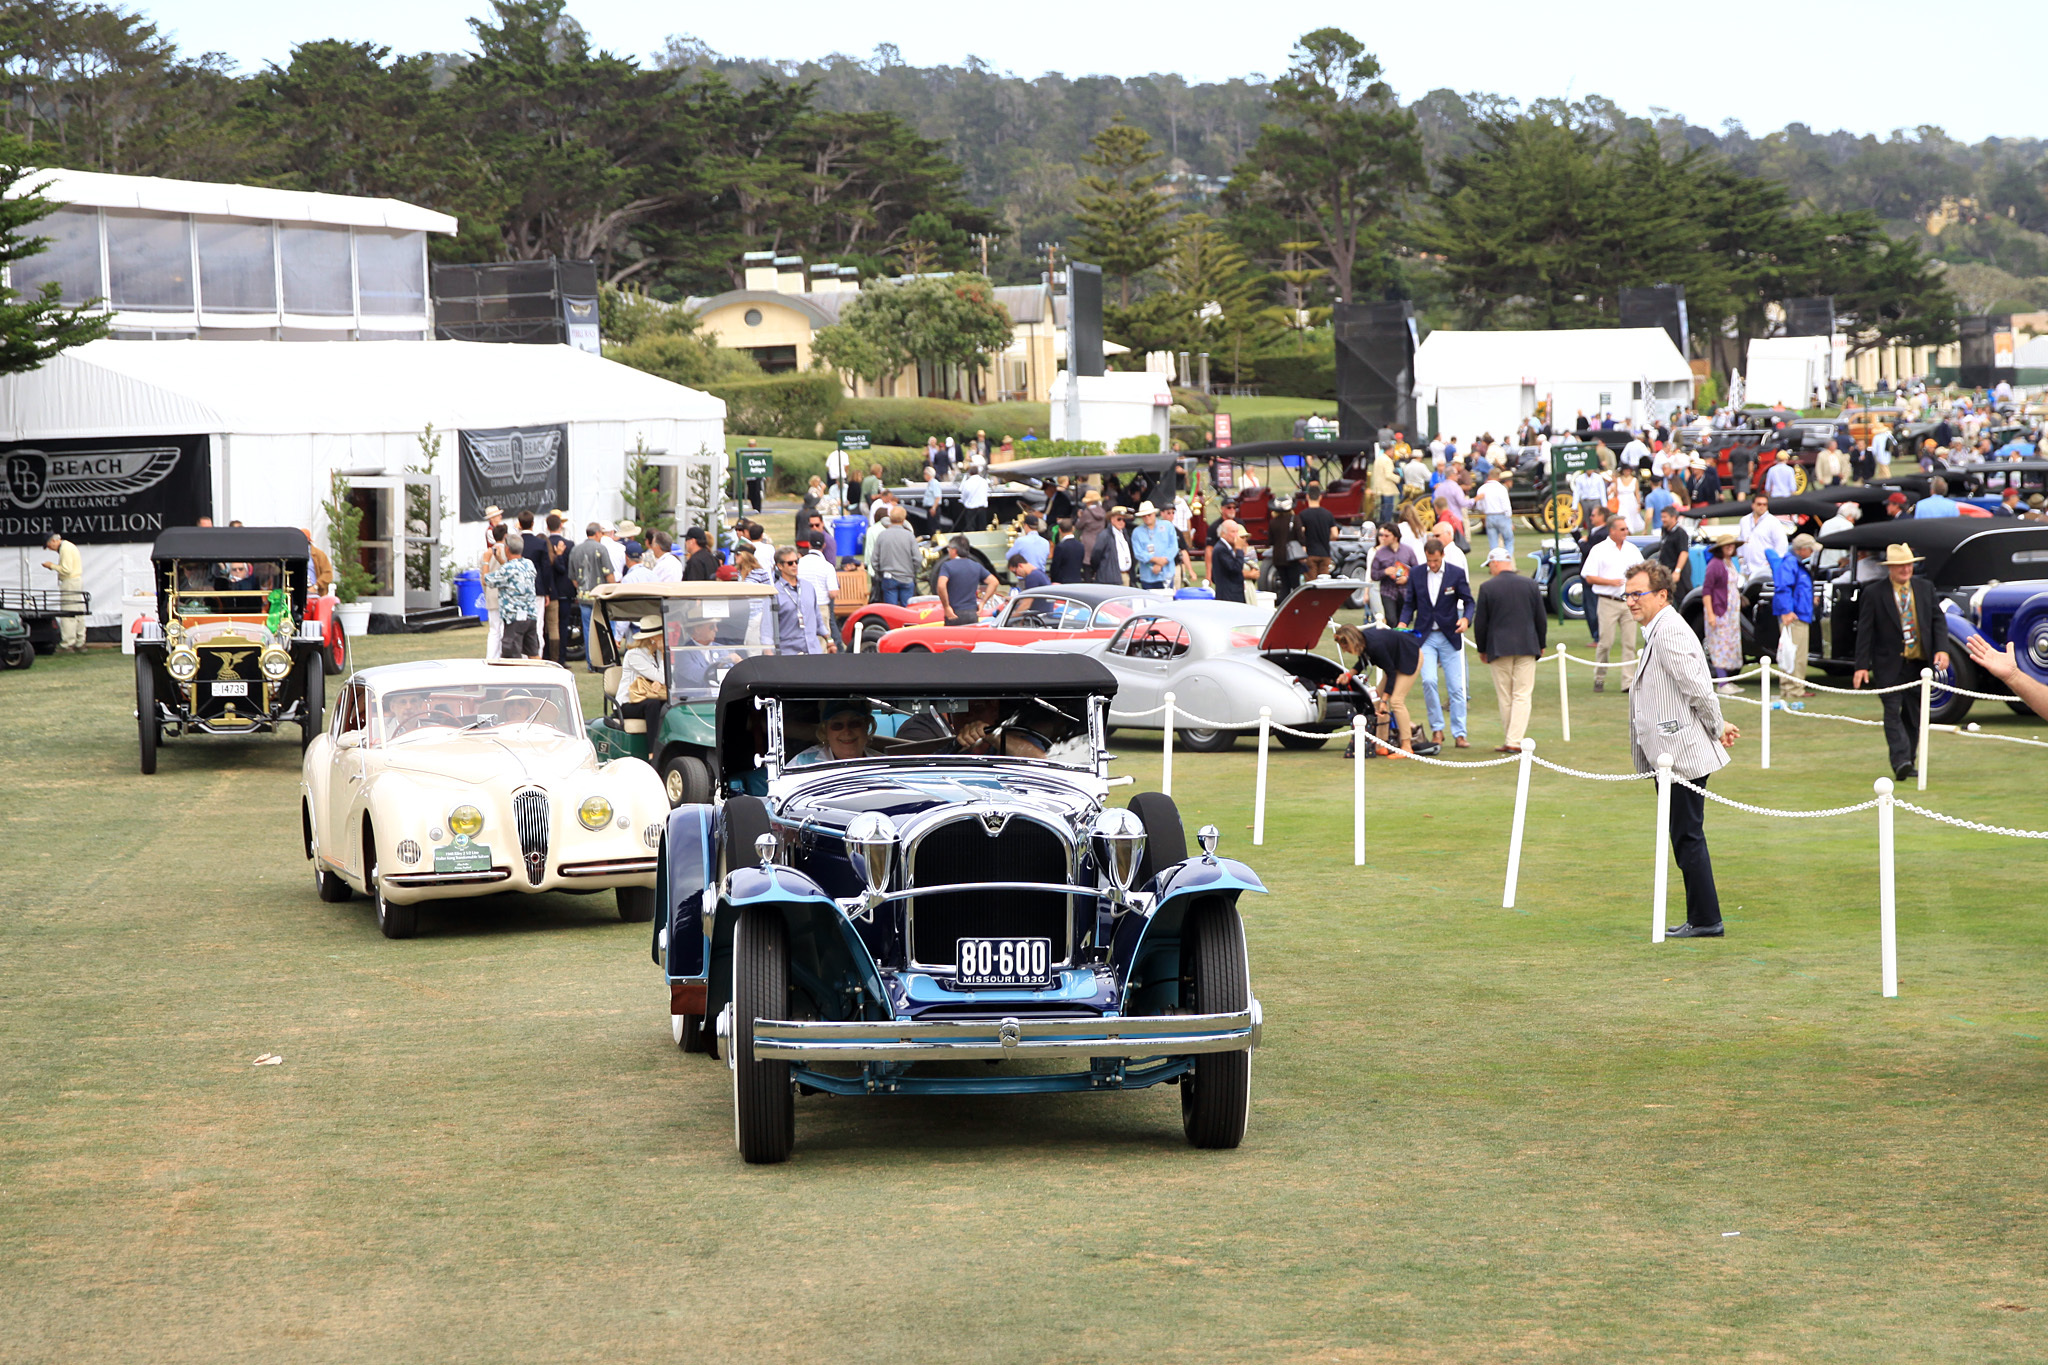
[1770,533,1818,704]
[1405,536,1475,747]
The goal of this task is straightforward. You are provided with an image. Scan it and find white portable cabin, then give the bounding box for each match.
[0,340,726,624]
[1744,335,1841,409]
[1415,327,1695,439]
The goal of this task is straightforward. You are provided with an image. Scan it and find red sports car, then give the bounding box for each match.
[875,583,1154,653]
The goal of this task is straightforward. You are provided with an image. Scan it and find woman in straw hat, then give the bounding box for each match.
[617,615,668,723]
[1702,531,1743,693]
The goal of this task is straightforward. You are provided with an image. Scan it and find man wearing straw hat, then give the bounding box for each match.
[1853,542,1950,781]
[1625,560,1740,939]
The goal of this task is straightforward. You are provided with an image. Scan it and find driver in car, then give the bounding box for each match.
[671,612,742,693]
[895,698,1048,758]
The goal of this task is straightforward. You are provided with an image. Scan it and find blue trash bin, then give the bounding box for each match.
[1174,585,1216,600]
[832,515,867,561]
[455,569,484,618]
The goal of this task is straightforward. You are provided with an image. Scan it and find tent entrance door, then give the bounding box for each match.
[346,476,441,616]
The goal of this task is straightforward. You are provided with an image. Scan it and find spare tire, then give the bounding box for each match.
[1127,791,1186,888]
[722,795,774,877]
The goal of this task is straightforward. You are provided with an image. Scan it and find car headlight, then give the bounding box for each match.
[1092,807,1148,893]
[167,646,199,682]
[578,795,613,831]
[260,645,292,680]
[448,805,484,838]
[844,811,896,894]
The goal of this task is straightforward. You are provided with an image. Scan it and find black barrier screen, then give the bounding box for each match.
[1067,263,1104,379]
[458,424,567,521]
[0,433,212,546]
[1333,300,1417,440]
[434,259,601,347]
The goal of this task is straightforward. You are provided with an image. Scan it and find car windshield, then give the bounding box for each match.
[668,641,774,700]
[778,692,1094,770]
[379,683,579,741]
[168,559,293,616]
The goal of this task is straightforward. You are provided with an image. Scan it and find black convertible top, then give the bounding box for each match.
[993,448,1182,482]
[1817,517,2048,585]
[151,526,311,561]
[1697,487,1896,521]
[1184,439,1378,462]
[720,651,1115,706]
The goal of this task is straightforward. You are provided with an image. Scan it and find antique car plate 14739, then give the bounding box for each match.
[955,937,1052,987]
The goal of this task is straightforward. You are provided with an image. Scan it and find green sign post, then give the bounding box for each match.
[1547,442,1603,621]
[736,445,772,513]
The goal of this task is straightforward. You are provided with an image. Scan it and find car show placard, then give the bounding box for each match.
[457,423,567,522]
[0,433,213,546]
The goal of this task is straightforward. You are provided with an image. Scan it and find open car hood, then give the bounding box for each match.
[1259,583,1360,652]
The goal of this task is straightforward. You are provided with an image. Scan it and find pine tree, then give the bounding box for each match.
[0,142,111,375]
[1073,115,1175,306]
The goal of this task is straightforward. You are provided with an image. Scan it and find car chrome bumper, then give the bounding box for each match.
[745,1000,1261,1063]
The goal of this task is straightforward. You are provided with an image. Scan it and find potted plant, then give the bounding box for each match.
[323,472,378,638]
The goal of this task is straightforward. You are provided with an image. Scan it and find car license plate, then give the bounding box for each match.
[213,681,248,697]
[434,837,493,874]
[955,937,1053,987]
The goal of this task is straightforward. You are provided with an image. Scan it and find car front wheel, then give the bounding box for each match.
[731,905,795,1164]
[370,843,417,939]
[1178,726,1235,752]
[617,885,656,921]
[1180,899,1252,1150]
[135,654,158,775]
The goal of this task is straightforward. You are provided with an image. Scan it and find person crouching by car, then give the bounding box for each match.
[1333,624,1429,759]
[617,616,667,725]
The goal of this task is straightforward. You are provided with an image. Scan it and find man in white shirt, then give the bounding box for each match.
[798,533,839,611]
[1571,466,1608,529]
[1817,501,1859,575]
[1474,467,1515,559]
[1581,515,1645,691]
[600,523,626,578]
[1621,432,1651,471]
[1763,456,1797,500]
[648,531,684,583]
[958,463,991,532]
[1735,491,1790,582]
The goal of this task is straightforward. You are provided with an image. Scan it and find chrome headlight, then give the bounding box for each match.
[578,795,613,831]
[260,645,292,680]
[448,804,484,838]
[1092,807,1147,893]
[843,812,896,894]
[167,646,200,682]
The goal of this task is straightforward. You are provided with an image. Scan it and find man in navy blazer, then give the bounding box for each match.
[1404,536,1474,747]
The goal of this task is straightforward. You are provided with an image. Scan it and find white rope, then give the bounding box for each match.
[1528,756,1654,782]
[1669,776,1882,819]
[1895,801,2048,839]
[1555,649,1763,682]
[1955,725,2048,750]
[1784,674,1946,697]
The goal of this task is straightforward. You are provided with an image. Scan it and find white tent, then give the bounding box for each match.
[1049,370,1172,449]
[1414,327,1694,440]
[0,340,725,623]
[1745,335,1842,409]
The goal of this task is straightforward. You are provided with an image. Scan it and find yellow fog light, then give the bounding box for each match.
[578,796,613,831]
[448,805,484,837]
[260,645,292,680]
[167,646,199,682]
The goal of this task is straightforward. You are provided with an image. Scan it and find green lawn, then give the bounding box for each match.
[4,631,2047,1362]
[1216,394,1338,419]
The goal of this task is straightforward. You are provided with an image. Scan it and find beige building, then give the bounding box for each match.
[689,254,1059,403]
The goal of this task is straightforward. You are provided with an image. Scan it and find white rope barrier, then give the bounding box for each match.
[1878,778,1897,996]
[1161,691,1175,797]
[1893,800,2048,840]
[1555,643,1571,742]
[1253,707,1271,846]
[1651,755,1674,942]
[1761,654,1771,768]
[1502,739,1535,909]
[1352,715,1365,866]
[1917,669,1932,791]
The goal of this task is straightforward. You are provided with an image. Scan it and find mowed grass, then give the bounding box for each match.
[4,626,2048,1364]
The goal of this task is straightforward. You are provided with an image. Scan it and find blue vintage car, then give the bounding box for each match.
[652,651,1264,1163]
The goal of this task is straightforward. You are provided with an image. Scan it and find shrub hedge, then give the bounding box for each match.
[1114,433,1161,454]
[832,396,978,448]
[1255,353,1337,400]
[705,373,842,440]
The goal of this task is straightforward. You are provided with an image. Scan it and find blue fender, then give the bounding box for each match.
[655,804,717,979]
[1110,856,1266,1017]
[710,864,889,1026]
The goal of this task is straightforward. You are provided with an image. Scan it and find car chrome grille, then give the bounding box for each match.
[909,816,1071,968]
[514,789,549,886]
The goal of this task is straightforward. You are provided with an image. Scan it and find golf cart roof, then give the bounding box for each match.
[150,526,310,561]
[587,580,772,601]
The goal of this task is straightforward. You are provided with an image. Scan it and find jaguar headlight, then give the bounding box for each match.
[448,804,484,838]
[167,646,200,682]
[844,812,896,895]
[260,645,292,680]
[1092,807,1148,894]
[578,795,613,831]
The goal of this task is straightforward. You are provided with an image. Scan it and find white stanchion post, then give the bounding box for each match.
[1352,714,1366,867]
[1759,653,1772,769]
[1917,668,1932,791]
[1556,643,1570,743]
[1651,754,1673,943]
[1503,737,1535,909]
[1876,777,1897,998]
[1161,691,1176,797]
[1253,706,1271,847]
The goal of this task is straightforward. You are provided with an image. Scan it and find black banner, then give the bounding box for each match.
[0,433,212,546]
[458,423,567,522]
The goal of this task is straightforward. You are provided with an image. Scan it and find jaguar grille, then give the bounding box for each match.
[514,789,549,885]
[909,816,1070,968]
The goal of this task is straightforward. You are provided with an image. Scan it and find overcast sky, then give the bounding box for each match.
[146,0,2020,145]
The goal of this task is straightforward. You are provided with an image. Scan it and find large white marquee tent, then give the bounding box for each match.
[1415,327,1695,440]
[0,340,725,623]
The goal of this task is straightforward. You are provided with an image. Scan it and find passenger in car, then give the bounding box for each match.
[894,699,1048,759]
[788,700,877,766]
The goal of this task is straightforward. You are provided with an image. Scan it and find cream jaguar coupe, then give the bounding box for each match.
[300,658,667,938]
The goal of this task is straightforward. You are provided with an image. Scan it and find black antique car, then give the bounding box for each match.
[133,526,330,774]
[651,652,1264,1163]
